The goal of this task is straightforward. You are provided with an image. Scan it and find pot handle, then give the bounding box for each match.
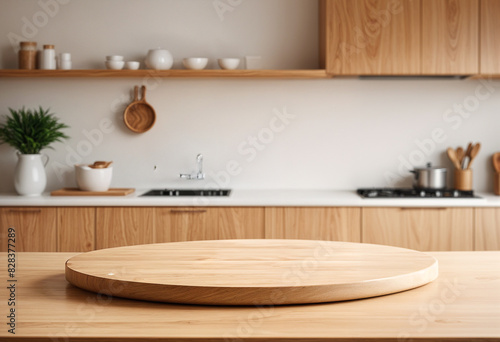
[41,154,50,167]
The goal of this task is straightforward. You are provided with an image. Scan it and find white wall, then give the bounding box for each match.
[1,0,499,193]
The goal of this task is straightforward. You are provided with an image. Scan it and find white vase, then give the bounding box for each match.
[14,154,49,196]
[145,48,173,70]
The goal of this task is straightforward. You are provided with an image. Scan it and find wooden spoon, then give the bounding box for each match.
[447,147,461,169]
[492,153,500,173]
[462,142,473,169]
[467,143,481,169]
[456,147,465,166]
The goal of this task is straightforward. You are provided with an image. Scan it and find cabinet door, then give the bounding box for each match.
[96,207,154,249]
[322,0,421,75]
[474,208,500,250]
[422,0,479,74]
[219,207,265,239]
[265,207,361,242]
[480,0,500,74]
[0,207,57,252]
[156,208,218,242]
[362,207,473,251]
[57,207,95,252]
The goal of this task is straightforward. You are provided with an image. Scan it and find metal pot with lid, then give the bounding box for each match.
[410,163,447,190]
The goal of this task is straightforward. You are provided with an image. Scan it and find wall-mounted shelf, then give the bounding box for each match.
[0,69,330,79]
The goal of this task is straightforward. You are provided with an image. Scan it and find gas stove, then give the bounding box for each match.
[357,188,479,199]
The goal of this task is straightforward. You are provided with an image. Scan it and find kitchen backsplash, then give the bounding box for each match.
[0,0,499,193]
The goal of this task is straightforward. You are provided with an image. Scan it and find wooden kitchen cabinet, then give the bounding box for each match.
[219,207,265,239]
[320,0,479,75]
[156,207,264,242]
[480,0,500,74]
[421,0,479,74]
[57,207,95,252]
[265,207,361,242]
[96,207,154,249]
[362,207,473,251]
[474,208,500,250]
[156,207,219,242]
[0,207,57,252]
[320,0,421,75]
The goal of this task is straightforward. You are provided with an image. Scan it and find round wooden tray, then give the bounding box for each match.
[65,239,438,305]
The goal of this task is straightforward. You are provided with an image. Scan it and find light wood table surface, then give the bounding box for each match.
[1,250,499,341]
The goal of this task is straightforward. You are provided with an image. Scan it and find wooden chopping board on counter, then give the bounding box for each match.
[65,239,438,305]
[51,188,135,196]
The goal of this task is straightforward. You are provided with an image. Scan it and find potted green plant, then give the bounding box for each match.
[0,107,69,196]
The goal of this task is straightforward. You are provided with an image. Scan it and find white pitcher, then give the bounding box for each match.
[14,153,49,196]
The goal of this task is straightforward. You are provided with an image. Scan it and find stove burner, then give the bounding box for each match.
[357,188,478,199]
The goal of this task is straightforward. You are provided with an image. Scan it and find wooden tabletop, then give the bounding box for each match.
[65,240,438,305]
[1,250,500,341]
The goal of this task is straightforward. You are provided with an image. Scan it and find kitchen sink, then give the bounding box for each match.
[141,189,231,197]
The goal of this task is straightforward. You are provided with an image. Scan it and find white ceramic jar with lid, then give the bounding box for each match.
[145,48,173,70]
[39,44,56,70]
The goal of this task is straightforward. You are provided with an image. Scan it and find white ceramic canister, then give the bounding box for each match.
[145,48,173,70]
[39,44,56,70]
[57,53,72,70]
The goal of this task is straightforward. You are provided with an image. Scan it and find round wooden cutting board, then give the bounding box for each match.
[65,239,438,305]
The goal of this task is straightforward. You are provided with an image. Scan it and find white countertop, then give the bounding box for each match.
[1,189,500,207]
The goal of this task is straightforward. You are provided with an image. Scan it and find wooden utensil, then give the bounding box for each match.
[492,152,500,173]
[123,85,156,133]
[462,142,473,169]
[456,147,464,166]
[447,147,461,169]
[467,143,481,169]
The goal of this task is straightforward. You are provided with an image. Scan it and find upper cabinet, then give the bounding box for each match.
[480,0,500,74]
[422,0,479,74]
[321,0,421,75]
[320,0,479,75]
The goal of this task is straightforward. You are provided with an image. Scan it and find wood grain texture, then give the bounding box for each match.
[265,207,360,242]
[57,207,95,252]
[51,188,134,196]
[65,239,438,305]
[480,0,500,74]
[474,208,500,250]
[2,251,500,341]
[0,207,56,252]
[362,207,474,251]
[319,0,327,69]
[219,207,265,239]
[325,0,421,75]
[96,207,154,249]
[0,69,330,78]
[421,0,479,74]
[155,207,218,242]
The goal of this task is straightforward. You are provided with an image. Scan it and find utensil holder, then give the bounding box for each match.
[454,169,472,191]
[494,172,500,195]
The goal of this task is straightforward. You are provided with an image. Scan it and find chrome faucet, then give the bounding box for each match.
[180,153,205,180]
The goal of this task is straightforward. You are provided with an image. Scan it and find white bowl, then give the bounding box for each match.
[105,60,125,70]
[218,58,240,70]
[125,61,140,70]
[183,57,208,70]
[106,55,124,61]
[75,164,113,191]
